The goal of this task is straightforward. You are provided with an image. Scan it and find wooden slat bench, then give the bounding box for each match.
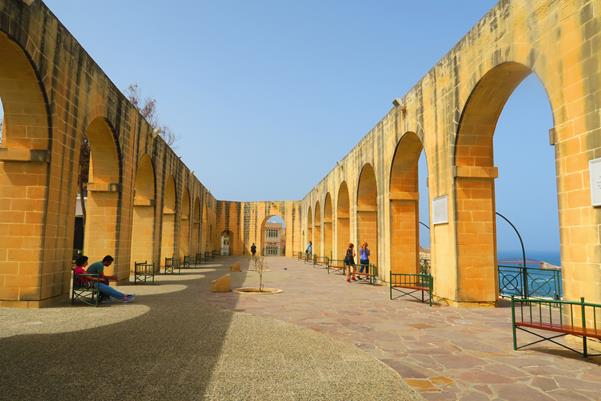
[313,255,329,269]
[389,272,433,306]
[327,259,346,275]
[511,296,601,358]
[71,272,101,306]
[163,257,180,274]
[134,261,155,284]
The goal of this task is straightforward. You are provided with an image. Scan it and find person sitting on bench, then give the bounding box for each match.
[73,256,135,303]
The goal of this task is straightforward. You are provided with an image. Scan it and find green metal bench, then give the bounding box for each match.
[182,256,193,269]
[134,261,155,284]
[511,296,601,358]
[164,257,180,274]
[356,263,378,284]
[327,259,346,275]
[390,272,433,306]
[195,252,206,264]
[71,272,101,306]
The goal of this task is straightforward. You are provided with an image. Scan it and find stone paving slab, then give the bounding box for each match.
[0,261,419,401]
[206,257,601,401]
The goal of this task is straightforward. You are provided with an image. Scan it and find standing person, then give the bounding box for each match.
[73,256,135,303]
[250,243,257,257]
[344,243,357,282]
[305,241,313,261]
[359,242,370,280]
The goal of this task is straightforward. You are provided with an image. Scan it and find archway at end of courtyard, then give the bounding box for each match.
[131,155,156,271]
[220,229,233,256]
[336,181,350,260]
[261,215,286,256]
[357,163,378,266]
[179,188,191,258]
[389,132,430,275]
[454,61,559,302]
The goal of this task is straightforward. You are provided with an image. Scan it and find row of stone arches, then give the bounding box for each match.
[304,58,579,305]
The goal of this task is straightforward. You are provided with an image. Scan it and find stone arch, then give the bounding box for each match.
[314,201,321,256]
[307,205,313,251]
[0,32,52,302]
[131,155,156,269]
[336,181,350,260]
[83,117,121,269]
[357,163,378,266]
[160,175,176,263]
[453,61,557,302]
[260,214,286,256]
[389,132,426,274]
[192,197,201,255]
[323,192,333,259]
[179,187,191,258]
[220,229,234,256]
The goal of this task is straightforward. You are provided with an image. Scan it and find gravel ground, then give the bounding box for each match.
[0,261,420,401]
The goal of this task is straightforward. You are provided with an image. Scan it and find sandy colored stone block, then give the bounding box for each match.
[210,274,231,292]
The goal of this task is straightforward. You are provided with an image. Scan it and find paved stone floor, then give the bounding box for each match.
[0,260,418,401]
[207,257,601,401]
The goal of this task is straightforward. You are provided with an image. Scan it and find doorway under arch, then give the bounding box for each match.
[161,175,176,262]
[179,188,191,258]
[261,215,286,256]
[314,201,321,257]
[220,230,233,256]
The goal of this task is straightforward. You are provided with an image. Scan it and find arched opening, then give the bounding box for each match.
[323,193,333,259]
[314,201,321,257]
[307,206,313,251]
[220,230,232,256]
[179,188,191,258]
[82,118,120,273]
[131,155,155,270]
[261,215,286,256]
[160,175,176,263]
[192,197,201,254]
[454,62,558,302]
[389,132,429,274]
[336,182,350,259]
[0,33,52,301]
[357,164,378,266]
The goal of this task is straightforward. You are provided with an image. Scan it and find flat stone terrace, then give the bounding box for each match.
[0,256,599,401]
[208,257,601,401]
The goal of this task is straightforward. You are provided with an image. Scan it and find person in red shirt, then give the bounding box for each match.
[73,256,135,303]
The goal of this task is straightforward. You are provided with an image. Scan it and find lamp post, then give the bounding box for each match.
[496,211,528,297]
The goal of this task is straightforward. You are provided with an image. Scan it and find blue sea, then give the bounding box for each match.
[498,250,561,266]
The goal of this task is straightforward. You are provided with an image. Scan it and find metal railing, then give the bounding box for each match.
[499,264,562,299]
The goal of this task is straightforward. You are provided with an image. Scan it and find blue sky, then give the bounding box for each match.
[43,1,559,255]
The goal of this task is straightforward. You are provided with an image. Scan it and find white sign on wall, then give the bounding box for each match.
[589,158,601,207]
[432,195,449,225]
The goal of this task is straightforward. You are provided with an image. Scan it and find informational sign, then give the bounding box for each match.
[432,195,449,225]
[589,158,601,207]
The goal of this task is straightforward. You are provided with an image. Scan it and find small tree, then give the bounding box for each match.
[125,84,176,146]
